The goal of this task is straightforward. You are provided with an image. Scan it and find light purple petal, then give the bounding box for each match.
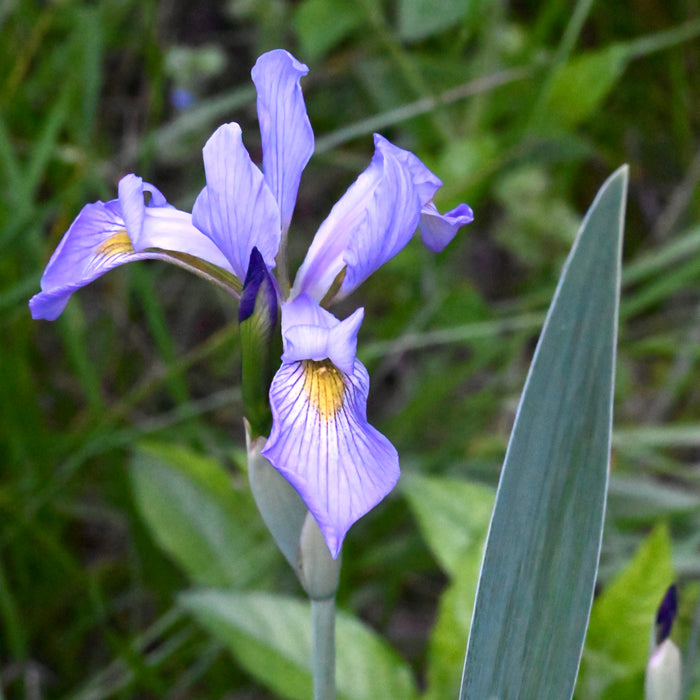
[140,207,235,271]
[118,174,234,270]
[419,201,474,252]
[292,134,422,302]
[252,50,314,235]
[29,198,156,320]
[118,174,149,243]
[281,294,363,374]
[192,123,281,280]
[30,175,234,321]
[262,357,399,557]
[292,134,473,302]
[382,137,474,251]
[376,134,443,204]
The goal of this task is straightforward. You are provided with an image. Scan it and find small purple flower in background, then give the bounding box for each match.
[29,49,473,557]
[171,87,196,111]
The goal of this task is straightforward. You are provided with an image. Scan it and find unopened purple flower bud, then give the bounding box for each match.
[239,247,278,328]
[646,585,682,700]
[239,247,280,437]
[654,583,678,645]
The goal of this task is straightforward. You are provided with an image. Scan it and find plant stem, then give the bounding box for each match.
[311,597,336,700]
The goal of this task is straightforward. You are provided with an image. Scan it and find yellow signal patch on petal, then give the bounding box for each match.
[96,230,134,261]
[302,359,345,420]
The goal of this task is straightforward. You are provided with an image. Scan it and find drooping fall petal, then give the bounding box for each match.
[30,175,231,321]
[292,135,421,302]
[419,201,474,252]
[263,355,399,558]
[262,294,399,557]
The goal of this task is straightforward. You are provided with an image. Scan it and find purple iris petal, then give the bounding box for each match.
[192,123,281,281]
[263,307,399,557]
[381,137,474,251]
[292,134,422,302]
[30,199,143,320]
[118,174,167,246]
[292,134,473,303]
[118,175,233,269]
[377,134,443,204]
[280,294,363,374]
[252,50,314,236]
[419,201,474,252]
[30,175,230,321]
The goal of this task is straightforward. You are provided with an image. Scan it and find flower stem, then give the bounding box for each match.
[148,249,243,296]
[311,597,336,700]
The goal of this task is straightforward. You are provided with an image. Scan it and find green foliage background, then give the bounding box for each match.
[1,0,700,697]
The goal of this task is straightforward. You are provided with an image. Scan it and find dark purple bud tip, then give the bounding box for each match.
[655,584,678,645]
[239,247,278,326]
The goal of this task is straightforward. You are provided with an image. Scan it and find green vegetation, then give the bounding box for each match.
[2,0,700,697]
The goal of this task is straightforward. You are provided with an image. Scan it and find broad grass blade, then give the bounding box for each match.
[460,166,628,699]
[130,442,278,588]
[181,590,418,700]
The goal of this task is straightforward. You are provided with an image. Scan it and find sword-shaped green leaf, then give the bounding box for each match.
[460,166,628,699]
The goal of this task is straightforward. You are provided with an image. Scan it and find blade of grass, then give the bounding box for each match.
[314,66,533,154]
[0,555,26,662]
[527,0,596,127]
[130,267,190,405]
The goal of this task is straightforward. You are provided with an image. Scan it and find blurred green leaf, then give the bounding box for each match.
[576,525,674,699]
[608,474,700,522]
[130,442,278,588]
[402,474,494,577]
[403,474,494,699]
[397,0,469,42]
[424,562,479,700]
[460,166,627,699]
[293,0,363,60]
[180,590,418,700]
[493,165,579,267]
[536,45,628,130]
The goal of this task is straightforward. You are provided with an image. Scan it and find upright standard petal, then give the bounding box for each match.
[30,175,233,321]
[192,123,281,280]
[252,50,314,235]
[263,299,399,557]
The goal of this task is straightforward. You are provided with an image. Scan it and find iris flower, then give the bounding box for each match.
[30,49,473,557]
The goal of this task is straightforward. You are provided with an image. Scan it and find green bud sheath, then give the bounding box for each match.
[297,512,341,600]
[246,423,307,569]
[645,639,681,700]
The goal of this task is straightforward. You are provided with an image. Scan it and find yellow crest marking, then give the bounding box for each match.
[96,231,134,260]
[302,359,345,420]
